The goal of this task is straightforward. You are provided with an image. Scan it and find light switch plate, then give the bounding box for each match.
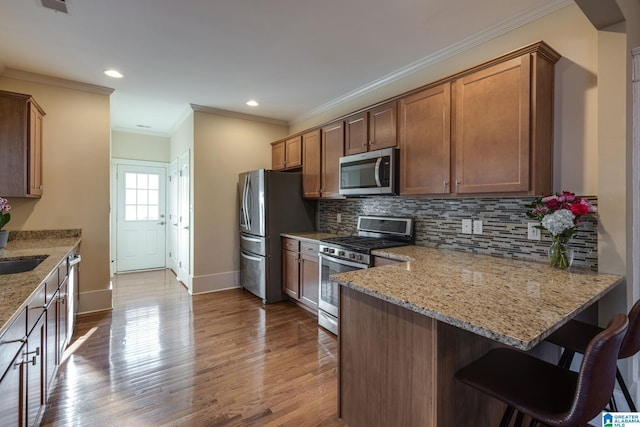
[527,222,541,240]
[473,220,483,235]
[462,219,472,234]
[337,213,342,223]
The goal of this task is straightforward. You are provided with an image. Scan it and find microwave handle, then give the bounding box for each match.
[374,157,382,187]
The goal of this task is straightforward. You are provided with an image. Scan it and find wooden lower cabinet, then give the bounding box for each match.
[340,286,504,426]
[0,342,25,426]
[26,313,46,427]
[282,248,300,299]
[0,257,74,427]
[282,238,320,313]
[299,245,319,311]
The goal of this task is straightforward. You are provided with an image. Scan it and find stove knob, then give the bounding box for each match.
[357,255,363,261]
[338,251,345,256]
[349,253,355,259]
[323,247,330,252]
[329,249,335,254]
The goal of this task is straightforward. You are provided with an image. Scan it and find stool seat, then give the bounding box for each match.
[456,348,578,421]
[546,320,602,355]
[546,299,640,412]
[455,313,628,427]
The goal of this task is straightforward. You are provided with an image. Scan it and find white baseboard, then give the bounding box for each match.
[78,288,113,314]
[191,270,240,295]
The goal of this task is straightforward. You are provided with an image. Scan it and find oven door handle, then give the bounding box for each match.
[319,253,368,270]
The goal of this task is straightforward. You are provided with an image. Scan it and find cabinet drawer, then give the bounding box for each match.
[282,238,299,252]
[0,308,26,379]
[26,285,46,335]
[300,242,319,255]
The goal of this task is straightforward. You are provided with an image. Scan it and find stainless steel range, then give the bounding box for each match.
[317,216,414,335]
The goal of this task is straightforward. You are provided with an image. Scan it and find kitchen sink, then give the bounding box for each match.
[0,257,47,275]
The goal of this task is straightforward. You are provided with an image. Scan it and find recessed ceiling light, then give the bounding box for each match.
[246,100,259,107]
[104,69,123,78]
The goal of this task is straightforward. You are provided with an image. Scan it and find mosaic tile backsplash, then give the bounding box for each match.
[318,196,598,270]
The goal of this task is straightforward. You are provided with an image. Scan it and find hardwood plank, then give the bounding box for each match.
[41,269,343,426]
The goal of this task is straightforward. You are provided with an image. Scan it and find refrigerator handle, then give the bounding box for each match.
[245,174,252,231]
[242,174,250,230]
[240,250,262,263]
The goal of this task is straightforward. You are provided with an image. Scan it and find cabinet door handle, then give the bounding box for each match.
[443,181,448,190]
[24,346,40,357]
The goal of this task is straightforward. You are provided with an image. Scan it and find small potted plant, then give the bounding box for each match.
[0,196,11,249]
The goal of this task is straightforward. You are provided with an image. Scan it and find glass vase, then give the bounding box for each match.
[548,236,574,269]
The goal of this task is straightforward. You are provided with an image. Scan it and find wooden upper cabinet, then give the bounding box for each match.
[399,83,451,195]
[302,129,322,198]
[345,112,368,155]
[0,90,45,198]
[271,135,302,171]
[345,101,397,155]
[271,140,286,170]
[452,46,557,196]
[29,102,43,196]
[321,121,344,198]
[368,101,397,151]
[285,136,302,169]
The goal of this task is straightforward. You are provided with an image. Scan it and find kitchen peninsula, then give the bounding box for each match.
[331,246,623,426]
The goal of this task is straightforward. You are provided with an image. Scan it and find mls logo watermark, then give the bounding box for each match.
[603,412,640,426]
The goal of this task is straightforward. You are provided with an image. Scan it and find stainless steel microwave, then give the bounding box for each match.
[339,148,399,196]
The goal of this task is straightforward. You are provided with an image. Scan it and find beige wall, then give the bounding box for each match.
[0,76,111,312]
[190,110,287,293]
[112,131,170,162]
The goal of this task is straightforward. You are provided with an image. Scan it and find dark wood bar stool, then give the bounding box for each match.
[545,299,640,412]
[455,313,628,427]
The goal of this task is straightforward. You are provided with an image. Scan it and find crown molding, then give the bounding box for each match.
[1,68,114,96]
[291,0,573,126]
[190,104,289,127]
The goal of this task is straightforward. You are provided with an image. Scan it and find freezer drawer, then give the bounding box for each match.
[240,249,266,301]
[240,233,267,257]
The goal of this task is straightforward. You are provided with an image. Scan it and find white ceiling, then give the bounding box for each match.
[0,0,572,135]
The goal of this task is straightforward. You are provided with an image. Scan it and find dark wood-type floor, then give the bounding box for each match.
[41,270,344,426]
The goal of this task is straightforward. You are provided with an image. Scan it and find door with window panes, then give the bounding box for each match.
[116,164,167,272]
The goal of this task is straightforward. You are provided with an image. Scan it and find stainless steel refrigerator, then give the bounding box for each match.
[239,169,316,303]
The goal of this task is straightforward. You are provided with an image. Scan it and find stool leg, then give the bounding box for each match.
[616,366,638,412]
[529,419,538,427]
[500,406,515,427]
[514,411,524,427]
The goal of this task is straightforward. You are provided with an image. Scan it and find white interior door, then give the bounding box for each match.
[116,164,167,272]
[168,160,179,273]
[177,151,191,285]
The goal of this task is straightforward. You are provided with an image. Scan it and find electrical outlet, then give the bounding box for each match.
[473,220,483,235]
[336,213,342,223]
[462,219,472,234]
[527,222,541,240]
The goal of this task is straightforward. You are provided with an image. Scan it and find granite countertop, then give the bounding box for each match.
[280,232,344,243]
[332,245,623,351]
[0,230,82,335]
